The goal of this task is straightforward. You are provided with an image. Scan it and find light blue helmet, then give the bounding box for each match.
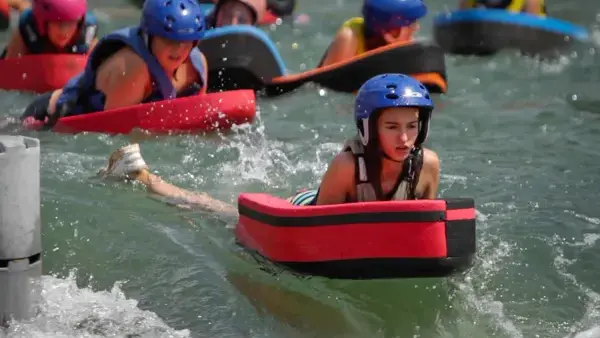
[141,0,207,41]
[355,73,433,146]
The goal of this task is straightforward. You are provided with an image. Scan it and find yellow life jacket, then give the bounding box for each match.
[340,17,367,56]
[464,0,545,14]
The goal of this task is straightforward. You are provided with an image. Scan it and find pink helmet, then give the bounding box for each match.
[33,0,87,35]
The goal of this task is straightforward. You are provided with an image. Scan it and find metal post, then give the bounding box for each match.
[0,135,42,326]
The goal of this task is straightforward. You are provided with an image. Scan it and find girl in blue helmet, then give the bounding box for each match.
[93,74,439,216]
[458,0,546,16]
[289,73,440,205]
[21,0,208,128]
[320,0,427,67]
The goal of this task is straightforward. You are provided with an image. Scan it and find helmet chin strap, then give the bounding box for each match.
[358,118,369,146]
[142,32,151,50]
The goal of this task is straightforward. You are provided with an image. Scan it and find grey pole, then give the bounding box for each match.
[0,135,42,326]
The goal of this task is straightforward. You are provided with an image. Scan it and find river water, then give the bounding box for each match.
[1,0,600,337]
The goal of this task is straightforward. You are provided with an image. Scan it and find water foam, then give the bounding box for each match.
[2,271,189,338]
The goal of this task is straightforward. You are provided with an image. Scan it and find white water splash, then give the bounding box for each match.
[214,120,341,192]
[451,210,525,338]
[569,326,600,338]
[564,210,600,227]
[2,271,190,338]
[550,234,600,338]
[591,27,600,47]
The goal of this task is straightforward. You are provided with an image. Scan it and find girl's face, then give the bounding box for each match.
[377,107,419,161]
[381,22,419,44]
[47,20,79,48]
[215,1,255,27]
[151,36,195,71]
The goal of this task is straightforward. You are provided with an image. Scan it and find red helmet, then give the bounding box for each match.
[33,0,87,34]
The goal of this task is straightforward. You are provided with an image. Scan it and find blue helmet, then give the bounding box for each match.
[355,73,433,147]
[362,0,427,33]
[141,0,206,41]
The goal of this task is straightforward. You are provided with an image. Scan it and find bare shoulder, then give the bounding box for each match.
[115,48,147,73]
[321,151,355,185]
[330,150,355,173]
[422,148,440,173]
[97,47,149,86]
[417,148,440,199]
[99,47,146,75]
[333,26,358,46]
[317,151,356,205]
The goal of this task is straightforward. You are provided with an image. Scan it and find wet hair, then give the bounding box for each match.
[362,109,385,200]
